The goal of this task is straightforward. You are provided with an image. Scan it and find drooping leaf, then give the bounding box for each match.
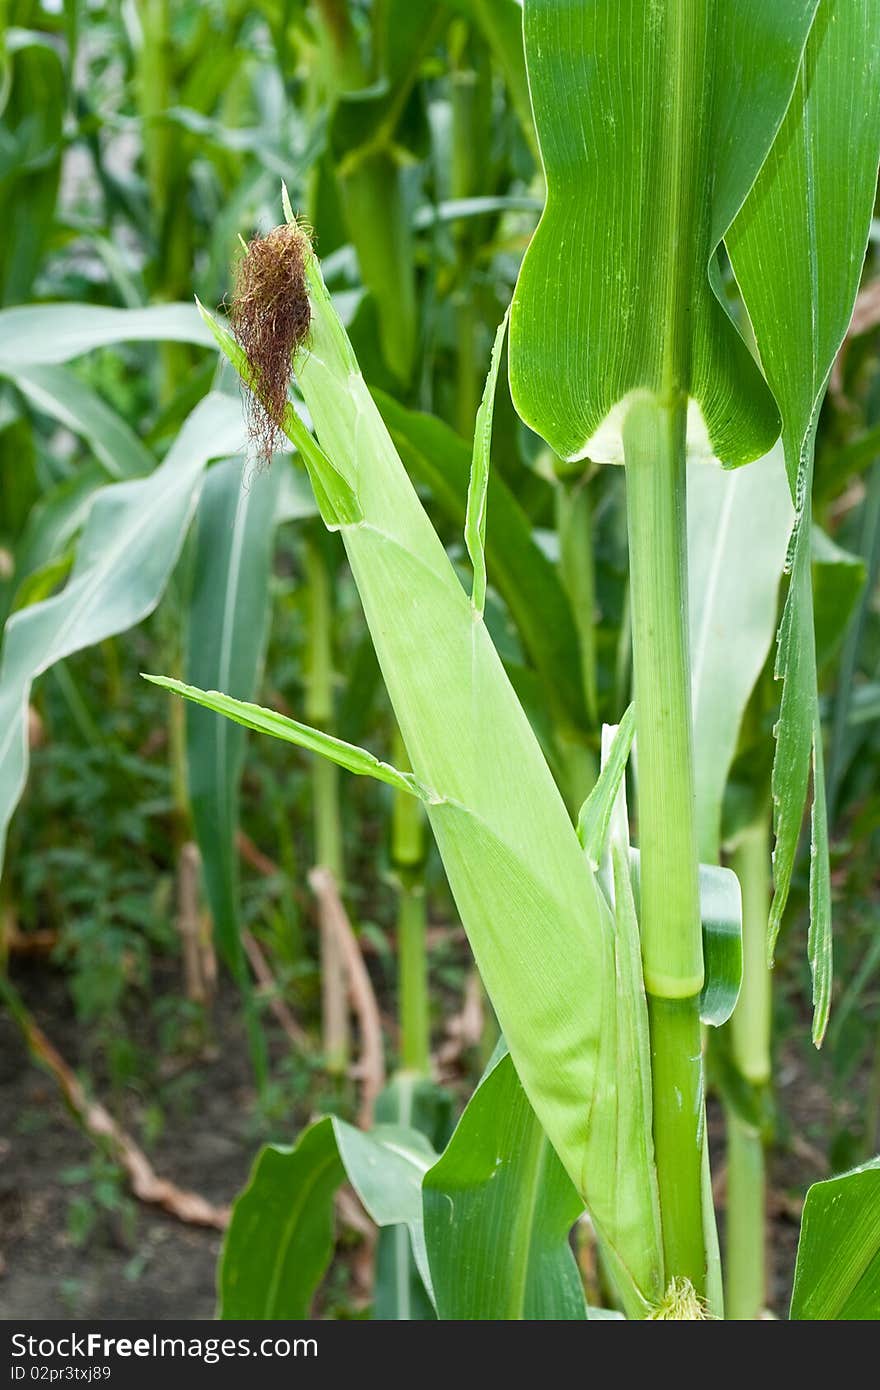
[790,1157,880,1318]
[144,676,431,801]
[219,1118,437,1319]
[185,456,282,969]
[688,449,793,863]
[0,302,213,368]
[508,0,816,465]
[9,365,156,480]
[10,467,106,604]
[726,0,880,1042]
[0,393,246,872]
[422,1047,587,1320]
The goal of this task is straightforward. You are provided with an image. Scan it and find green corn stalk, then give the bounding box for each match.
[507,0,821,1296]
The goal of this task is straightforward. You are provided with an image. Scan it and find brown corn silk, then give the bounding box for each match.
[230,223,311,463]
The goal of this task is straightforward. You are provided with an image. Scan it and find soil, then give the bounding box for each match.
[0,960,270,1321]
[0,956,849,1322]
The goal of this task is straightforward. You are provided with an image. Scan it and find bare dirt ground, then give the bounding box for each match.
[0,956,847,1321]
[0,963,264,1320]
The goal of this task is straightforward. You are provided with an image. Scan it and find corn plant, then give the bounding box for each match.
[144,0,880,1320]
[2,0,878,1320]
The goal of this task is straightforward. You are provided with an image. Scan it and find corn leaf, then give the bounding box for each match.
[422,1047,587,1320]
[0,302,212,368]
[143,676,431,802]
[0,393,246,872]
[10,365,156,480]
[790,1157,880,1318]
[726,0,880,1042]
[508,0,816,465]
[184,456,281,970]
[219,1126,344,1320]
[465,311,508,615]
[688,449,793,862]
[219,1118,437,1319]
[10,469,106,609]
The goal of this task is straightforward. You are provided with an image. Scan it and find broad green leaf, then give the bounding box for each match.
[0,302,213,369]
[10,365,155,480]
[219,1118,437,1319]
[508,1,816,465]
[688,448,793,863]
[219,1123,343,1319]
[790,1157,880,1318]
[373,390,587,733]
[465,311,508,615]
[0,394,246,872]
[423,1048,587,1320]
[10,467,105,604]
[726,0,880,1042]
[185,457,281,970]
[144,676,430,801]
